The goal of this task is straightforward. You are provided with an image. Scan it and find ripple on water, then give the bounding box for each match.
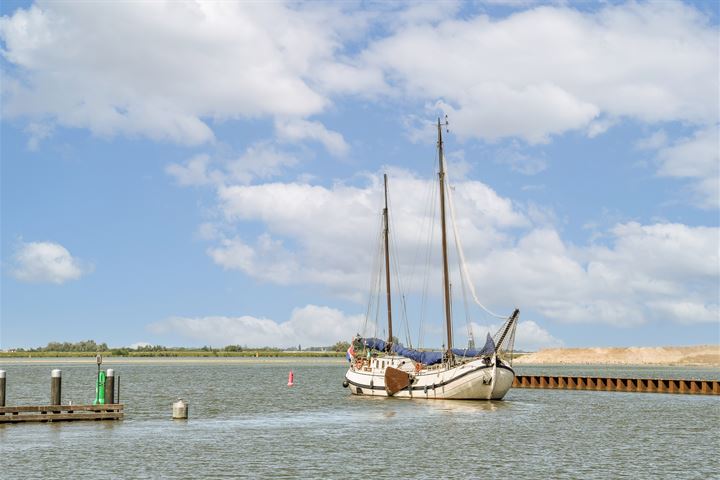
[1,359,718,479]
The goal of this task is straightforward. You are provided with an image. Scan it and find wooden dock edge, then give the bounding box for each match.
[513,376,719,395]
[0,404,124,423]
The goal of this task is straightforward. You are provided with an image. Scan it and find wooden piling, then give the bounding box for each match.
[50,369,61,405]
[105,369,115,405]
[512,375,718,395]
[0,370,5,407]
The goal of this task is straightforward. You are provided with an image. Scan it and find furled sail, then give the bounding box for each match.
[451,333,495,358]
[359,337,466,366]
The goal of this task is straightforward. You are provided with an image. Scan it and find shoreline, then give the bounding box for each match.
[2,346,718,367]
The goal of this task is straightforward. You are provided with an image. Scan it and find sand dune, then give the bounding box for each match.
[514,345,720,366]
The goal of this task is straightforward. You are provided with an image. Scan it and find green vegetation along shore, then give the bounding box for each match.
[0,339,349,358]
[0,350,345,358]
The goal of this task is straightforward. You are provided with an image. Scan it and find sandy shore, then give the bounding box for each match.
[514,345,720,366]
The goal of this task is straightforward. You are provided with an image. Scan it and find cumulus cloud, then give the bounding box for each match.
[3,2,716,149]
[0,2,347,144]
[165,154,216,187]
[477,222,719,326]
[207,169,526,299]
[471,319,563,351]
[11,241,91,284]
[494,143,547,175]
[148,305,365,347]
[360,2,716,142]
[199,167,718,327]
[655,125,719,209]
[275,118,349,156]
[166,143,298,187]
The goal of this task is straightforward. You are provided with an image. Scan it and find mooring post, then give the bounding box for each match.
[105,369,115,405]
[172,398,188,420]
[51,369,62,405]
[0,370,6,407]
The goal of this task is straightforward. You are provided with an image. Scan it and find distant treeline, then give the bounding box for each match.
[2,339,352,357]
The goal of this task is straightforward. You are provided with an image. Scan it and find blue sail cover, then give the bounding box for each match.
[361,337,387,352]
[391,344,443,365]
[451,333,495,358]
[359,338,444,365]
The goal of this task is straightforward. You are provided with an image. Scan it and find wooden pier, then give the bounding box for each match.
[513,375,719,395]
[0,364,124,424]
[0,404,124,423]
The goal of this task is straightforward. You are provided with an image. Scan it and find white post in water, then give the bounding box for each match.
[0,370,6,407]
[172,398,188,420]
[51,369,62,405]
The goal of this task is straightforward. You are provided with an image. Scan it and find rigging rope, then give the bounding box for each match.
[387,187,413,348]
[442,152,507,320]
[362,212,385,337]
[418,169,438,348]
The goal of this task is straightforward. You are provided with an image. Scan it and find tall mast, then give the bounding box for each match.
[383,173,393,347]
[437,118,453,356]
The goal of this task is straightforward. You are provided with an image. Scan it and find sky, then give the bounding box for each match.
[1,0,718,351]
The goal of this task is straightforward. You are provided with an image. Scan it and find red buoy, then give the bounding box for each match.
[287,370,294,387]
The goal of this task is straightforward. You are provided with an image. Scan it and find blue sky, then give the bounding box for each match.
[1,0,718,350]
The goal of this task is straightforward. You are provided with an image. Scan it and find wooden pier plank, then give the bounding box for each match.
[0,404,123,414]
[0,412,122,423]
[0,404,124,423]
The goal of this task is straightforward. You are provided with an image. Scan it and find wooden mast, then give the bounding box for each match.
[437,118,453,357]
[383,173,393,347]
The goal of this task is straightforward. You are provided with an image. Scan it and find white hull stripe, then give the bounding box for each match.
[345,364,514,392]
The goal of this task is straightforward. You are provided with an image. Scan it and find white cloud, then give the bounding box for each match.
[275,118,349,156]
[200,168,717,327]
[148,305,364,347]
[209,169,526,298]
[647,301,719,325]
[657,126,718,178]
[0,2,347,144]
[635,130,668,151]
[475,222,719,326]
[655,125,719,209]
[471,319,563,352]
[360,2,717,142]
[3,2,715,151]
[11,241,91,284]
[24,122,54,151]
[226,143,299,184]
[166,143,298,187]
[165,154,214,187]
[494,143,547,175]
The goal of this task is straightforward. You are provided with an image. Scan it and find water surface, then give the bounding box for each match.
[1,358,718,479]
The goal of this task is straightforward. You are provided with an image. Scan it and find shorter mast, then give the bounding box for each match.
[383,173,393,347]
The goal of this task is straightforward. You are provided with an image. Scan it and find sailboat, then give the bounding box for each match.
[343,118,519,400]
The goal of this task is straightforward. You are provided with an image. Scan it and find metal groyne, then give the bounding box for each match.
[513,375,719,395]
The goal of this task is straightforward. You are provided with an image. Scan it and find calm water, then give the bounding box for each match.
[1,358,719,479]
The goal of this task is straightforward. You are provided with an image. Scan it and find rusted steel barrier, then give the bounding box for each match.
[513,375,719,395]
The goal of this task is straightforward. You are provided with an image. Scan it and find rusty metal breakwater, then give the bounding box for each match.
[513,375,719,395]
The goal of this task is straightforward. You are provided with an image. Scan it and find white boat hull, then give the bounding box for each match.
[344,356,514,400]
